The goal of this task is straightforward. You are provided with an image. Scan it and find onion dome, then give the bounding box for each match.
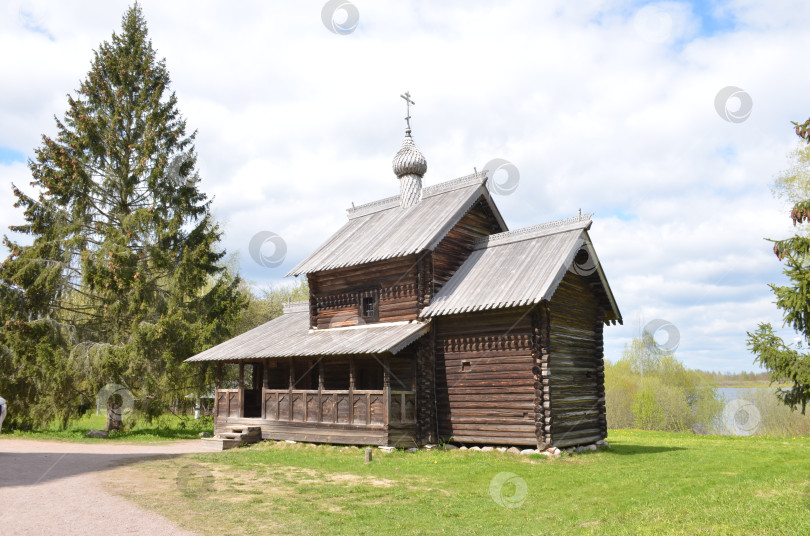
[392,135,428,178]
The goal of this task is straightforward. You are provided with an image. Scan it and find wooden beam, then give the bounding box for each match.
[288,357,294,422]
[261,360,268,420]
[238,362,244,419]
[318,359,324,423]
[349,357,355,424]
[383,356,391,428]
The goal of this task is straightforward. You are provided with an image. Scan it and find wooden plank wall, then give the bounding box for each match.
[308,254,422,328]
[434,308,537,446]
[431,197,505,297]
[547,270,607,447]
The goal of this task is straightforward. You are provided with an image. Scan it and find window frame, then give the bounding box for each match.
[357,288,380,322]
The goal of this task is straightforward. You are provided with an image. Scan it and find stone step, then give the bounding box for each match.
[200,437,241,451]
[201,425,263,449]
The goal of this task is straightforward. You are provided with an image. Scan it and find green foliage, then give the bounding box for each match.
[772,142,810,209]
[747,324,810,413]
[232,279,309,336]
[9,411,214,441]
[605,333,721,432]
[695,369,772,387]
[0,4,247,430]
[747,116,810,414]
[631,386,663,429]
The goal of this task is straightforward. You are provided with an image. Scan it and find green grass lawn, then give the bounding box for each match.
[105,430,810,535]
[6,412,213,442]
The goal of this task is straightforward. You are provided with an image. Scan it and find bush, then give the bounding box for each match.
[606,334,722,433]
[632,386,664,429]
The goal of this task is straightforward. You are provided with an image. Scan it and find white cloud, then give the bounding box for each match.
[1,0,808,371]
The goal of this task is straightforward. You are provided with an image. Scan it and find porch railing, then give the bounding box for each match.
[217,388,416,427]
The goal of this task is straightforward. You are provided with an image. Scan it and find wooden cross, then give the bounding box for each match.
[400,91,415,133]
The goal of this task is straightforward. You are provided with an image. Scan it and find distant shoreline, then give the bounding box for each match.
[715,383,789,389]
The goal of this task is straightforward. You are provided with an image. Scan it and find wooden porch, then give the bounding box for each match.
[214,356,418,447]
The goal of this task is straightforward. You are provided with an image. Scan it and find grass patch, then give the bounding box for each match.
[105,430,810,535]
[7,412,213,442]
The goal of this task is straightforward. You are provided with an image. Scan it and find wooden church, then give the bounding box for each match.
[186,96,622,450]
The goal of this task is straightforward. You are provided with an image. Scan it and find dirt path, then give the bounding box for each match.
[0,438,209,536]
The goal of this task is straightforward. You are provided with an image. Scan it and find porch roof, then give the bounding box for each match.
[185,303,430,362]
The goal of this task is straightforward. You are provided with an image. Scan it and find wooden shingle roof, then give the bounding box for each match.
[185,302,430,362]
[287,172,507,276]
[419,214,622,324]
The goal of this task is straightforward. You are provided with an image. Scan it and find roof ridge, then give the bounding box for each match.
[344,171,487,220]
[422,171,487,197]
[282,301,310,314]
[346,195,401,220]
[474,213,593,250]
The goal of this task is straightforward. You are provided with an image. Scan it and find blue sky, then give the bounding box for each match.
[0,147,25,165]
[2,0,809,371]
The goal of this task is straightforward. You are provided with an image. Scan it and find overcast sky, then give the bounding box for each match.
[3,0,809,372]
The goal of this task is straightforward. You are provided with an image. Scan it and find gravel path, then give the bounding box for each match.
[0,438,209,536]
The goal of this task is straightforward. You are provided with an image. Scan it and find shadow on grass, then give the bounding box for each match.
[604,444,687,455]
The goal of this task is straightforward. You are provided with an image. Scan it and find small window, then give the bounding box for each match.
[363,297,375,317]
[461,360,471,372]
[357,289,379,321]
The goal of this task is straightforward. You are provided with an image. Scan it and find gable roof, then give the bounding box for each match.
[287,172,507,276]
[418,214,622,324]
[185,302,430,362]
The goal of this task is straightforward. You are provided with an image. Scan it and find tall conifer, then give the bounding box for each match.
[0,4,246,429]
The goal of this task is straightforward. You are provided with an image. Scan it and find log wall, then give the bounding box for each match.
[431,196,505,297]
[434,308,537,446]
[308,254,423,328]
[532,305,551,450]
[414,330,437,445]
[546,270,607,448]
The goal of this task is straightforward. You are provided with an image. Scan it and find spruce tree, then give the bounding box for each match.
[747,118,810,414]
[0,4,246,430]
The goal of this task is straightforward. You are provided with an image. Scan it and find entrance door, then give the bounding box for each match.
[243,362,263,418]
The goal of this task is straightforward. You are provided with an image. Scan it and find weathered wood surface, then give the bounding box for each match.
[546,270,608,447]
[216,418,389,446]
[431,196,504,296]
[308,254,423,328]
[434,308,537,445]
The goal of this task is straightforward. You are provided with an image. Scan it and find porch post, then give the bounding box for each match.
[349,357,355,424]
[383,356,391,427]
[318,358,325,422]
[288,357,294,422]
[238,362,244,418]
[261,359,269,419]
[214,362,221,422]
